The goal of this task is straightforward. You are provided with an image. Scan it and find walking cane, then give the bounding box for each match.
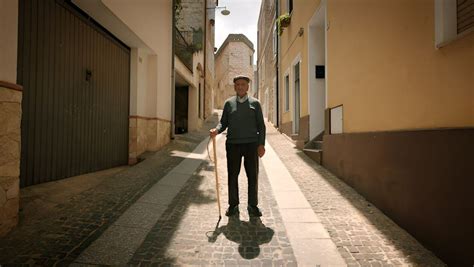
[212,136,222,223]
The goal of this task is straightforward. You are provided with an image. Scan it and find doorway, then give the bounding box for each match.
[293,62,301,134]
[175,86,189,134]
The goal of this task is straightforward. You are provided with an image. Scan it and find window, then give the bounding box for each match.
[250,55,252,65]
[294,63,300,105]
[457,0,474,34]
[435,0,474,48]
[285,74,290,111]
[288,0,293,13]
[293,62,300,134]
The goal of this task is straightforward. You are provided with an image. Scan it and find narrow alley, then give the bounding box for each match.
[0,113,444,266]
[1,0,472,266]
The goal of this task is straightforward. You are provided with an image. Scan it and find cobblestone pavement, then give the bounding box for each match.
[265,124,445,267]
[0,112,447,266]
[0,117,220,265]
[128,132,297,266]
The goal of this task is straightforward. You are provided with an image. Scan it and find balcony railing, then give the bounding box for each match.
[174,27,193,72]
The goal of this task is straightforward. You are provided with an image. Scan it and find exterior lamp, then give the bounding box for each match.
[207,6,231,16]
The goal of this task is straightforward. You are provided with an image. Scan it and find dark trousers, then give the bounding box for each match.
[225,142,259,207]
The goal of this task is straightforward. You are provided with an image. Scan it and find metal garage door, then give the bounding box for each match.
[18,0,130,187]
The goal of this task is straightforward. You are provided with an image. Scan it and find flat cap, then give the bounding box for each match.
[233,75,250,83]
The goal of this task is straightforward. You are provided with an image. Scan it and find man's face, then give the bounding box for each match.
[234,79,249,97]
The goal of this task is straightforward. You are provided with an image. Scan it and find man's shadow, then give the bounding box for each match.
[207,216,274,259]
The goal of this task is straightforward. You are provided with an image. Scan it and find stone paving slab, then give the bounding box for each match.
[75,225,149,265]
[114,202,168,229]
[273,191,312,209]
[138,184,183,204]
[279,208,321,223]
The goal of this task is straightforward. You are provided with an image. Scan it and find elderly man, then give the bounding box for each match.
[210,75,266,217]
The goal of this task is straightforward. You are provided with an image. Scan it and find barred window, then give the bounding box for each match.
[435,0,474,48]
[457,0,474,34]
[285,74,290,111]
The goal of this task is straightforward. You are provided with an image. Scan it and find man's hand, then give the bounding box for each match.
[257,145,265,158]
[209,128,218,138]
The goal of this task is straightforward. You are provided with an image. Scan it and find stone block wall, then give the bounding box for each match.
[156,120,171,150]
[0,84,22,236]
[129,116,171,164]
[215,37,255,107]
[129,117,138,164]
[176,0,204,32]
[137,118,149,157]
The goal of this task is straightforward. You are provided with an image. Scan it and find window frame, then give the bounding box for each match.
[435,0,474,48]
[284,72,290,112]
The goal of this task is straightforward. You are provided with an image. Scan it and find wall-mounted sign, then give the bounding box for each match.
[315,65,325,79]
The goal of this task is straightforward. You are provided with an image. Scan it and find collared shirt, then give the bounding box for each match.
[237,94,249,103]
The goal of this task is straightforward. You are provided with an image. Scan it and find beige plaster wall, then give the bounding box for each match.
[327,0,474,132]
[0,86,22,236]
[258,0,277,123]
[279,0,321,125]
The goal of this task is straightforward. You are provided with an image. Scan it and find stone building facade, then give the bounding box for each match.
[174,0,216,132]
[0,0,21,236]
[214,34,255,108]
[0,82,21,236]
[257,0,277,124]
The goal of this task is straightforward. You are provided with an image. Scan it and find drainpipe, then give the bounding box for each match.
[275,0,280,128]
[203,0,207,120]
[171,0,176,139]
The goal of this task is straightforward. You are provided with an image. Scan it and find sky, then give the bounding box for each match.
[214,0,262,64]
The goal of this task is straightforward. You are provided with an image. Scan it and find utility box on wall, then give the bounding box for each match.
[315,65,325,79]
[330,105,343,134]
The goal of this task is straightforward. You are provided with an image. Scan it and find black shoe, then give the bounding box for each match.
[225,205,239,216]
[247,205,262,217]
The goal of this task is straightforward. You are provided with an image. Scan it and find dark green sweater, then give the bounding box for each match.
[216,96,266,145]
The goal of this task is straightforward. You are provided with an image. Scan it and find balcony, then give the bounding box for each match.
[174,27,194,72]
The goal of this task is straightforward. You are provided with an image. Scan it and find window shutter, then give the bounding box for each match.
[457,0,474,34]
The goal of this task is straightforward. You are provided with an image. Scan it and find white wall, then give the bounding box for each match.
[0,0,18,83]
[137,49,148,116]
[102,0,172,120]
[129,48,152,117]
[74,0,173,120]
[187,51,205,131]
[308,3,326,139]
[146,55,158,118]
[130,48,139,115]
